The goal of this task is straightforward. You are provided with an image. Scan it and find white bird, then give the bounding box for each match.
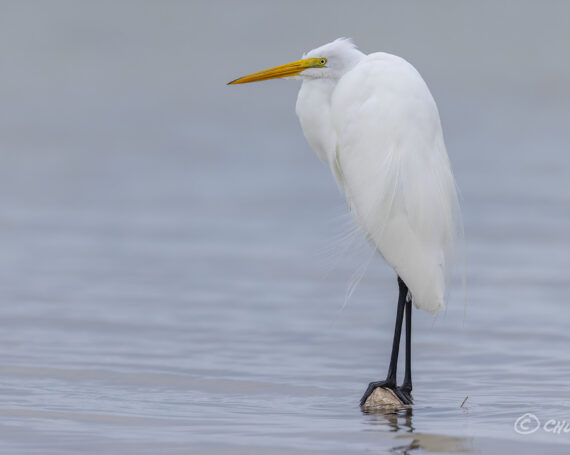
[228,38,461,406]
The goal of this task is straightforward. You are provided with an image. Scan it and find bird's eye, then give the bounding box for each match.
[319,58,327,66]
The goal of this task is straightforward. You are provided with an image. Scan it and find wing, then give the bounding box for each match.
[331,53,461,314]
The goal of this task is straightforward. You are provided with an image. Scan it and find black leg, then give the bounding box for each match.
[399,294,414,404]
[385,277,408,383]
[360,277,412,406]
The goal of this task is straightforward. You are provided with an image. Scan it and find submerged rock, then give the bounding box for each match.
[361,387,409,408]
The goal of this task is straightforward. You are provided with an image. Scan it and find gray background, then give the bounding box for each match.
[0,1,569,454]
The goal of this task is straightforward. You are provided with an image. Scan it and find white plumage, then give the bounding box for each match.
[229,37,461,314]
[296,38,460,314]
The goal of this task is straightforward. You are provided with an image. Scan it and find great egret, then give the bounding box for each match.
[228,38,461,406]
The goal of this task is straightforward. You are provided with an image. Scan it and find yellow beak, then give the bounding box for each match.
[227,58,324,85]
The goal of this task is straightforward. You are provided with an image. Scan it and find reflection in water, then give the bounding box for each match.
[362,406,415,433]
[362,407,473,453]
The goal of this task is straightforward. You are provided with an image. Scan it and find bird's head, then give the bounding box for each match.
[227,38,363,85]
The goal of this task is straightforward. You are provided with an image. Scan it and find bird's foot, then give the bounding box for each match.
[360,380,414,407]
[397,384,414,405]
[360,380,395,406]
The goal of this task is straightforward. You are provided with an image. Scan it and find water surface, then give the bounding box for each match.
[0,2,569,454]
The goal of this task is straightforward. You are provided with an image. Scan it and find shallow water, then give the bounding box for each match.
[1,2,570,454]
